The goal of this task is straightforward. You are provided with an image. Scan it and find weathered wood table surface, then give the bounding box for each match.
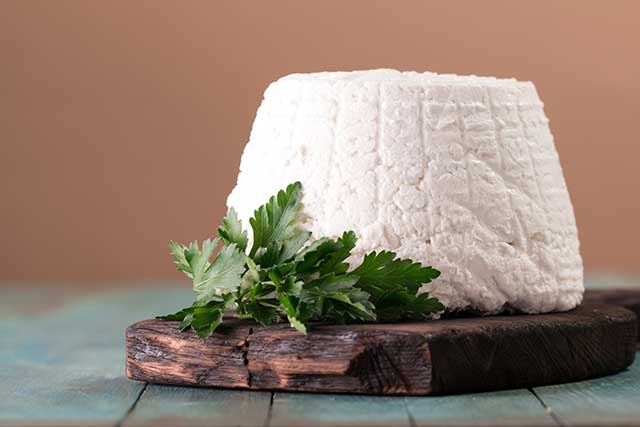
[1,276,639,427]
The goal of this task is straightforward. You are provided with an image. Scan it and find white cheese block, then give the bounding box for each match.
[227,69,584,314]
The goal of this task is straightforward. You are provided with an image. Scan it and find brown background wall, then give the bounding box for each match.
[1,1,638,284]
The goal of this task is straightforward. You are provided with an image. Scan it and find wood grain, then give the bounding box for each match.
[126,303,637,396]
[404,389,557,427]
[533,349,640,427]
[584,289,640,344]
[0,288,191,427]
[269,393,412,427]
[122,386,272,427]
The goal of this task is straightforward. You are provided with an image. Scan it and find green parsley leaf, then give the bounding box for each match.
[249,182,304,258]
[179,313,194,331]
[352,251,440,297]
[157,294,235,338]
[192,243,246,305]
[305,273,359,292]
[217,207,248,252]
[156,306,193,321]
[245,256,261,282]
[169,241,200,279]
[190,306,224,338]
[268,270,307,333]
[295,238,342,275]
[278,230,311,264]
[319,231,357,276]
[351,251,441,321]
[287,316,308,334]
[244,300,279,326]
[304,275,377,323]
[159,181,445,338]
[372,287,444,322]
[191,239,218,292]
[294,231,356,277]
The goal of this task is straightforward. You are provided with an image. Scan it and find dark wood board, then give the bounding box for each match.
[126,303,637,396]
[585,289,640,344]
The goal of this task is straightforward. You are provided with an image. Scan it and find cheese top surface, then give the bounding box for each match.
[227,69,584,314]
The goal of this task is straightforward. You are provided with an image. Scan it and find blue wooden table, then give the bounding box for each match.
[1,276,639,427]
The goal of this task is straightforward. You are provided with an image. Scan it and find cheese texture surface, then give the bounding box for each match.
[227,69,584,314]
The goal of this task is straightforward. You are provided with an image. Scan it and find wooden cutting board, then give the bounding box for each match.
[126,303,637,396]
[585,289,640,343]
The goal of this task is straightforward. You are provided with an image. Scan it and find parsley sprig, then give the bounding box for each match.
[158,182,443,338]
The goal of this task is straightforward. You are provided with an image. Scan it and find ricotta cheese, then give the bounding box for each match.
[227,69,584,314]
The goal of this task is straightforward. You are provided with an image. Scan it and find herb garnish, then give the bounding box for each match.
[158,182,443,338]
